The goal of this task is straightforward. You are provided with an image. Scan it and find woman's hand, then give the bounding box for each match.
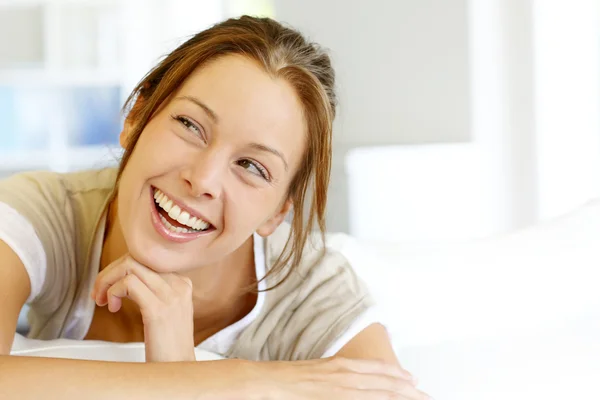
[90,254,196,362]
[245,357,431,400]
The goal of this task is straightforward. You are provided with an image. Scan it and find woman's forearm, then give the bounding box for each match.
[0,355,249,400]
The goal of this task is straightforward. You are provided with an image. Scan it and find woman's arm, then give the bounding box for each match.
[333,323,429,396]
[1,321,426,400]
[0,356,245,400]
[1,351,426,400]
[0,240,31,355]
[334,323,403,365]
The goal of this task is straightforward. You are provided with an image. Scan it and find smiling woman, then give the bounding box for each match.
[114,53,309,276]
[0,16,430,400]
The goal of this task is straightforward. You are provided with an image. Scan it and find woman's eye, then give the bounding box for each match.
[171,115,204,139]
[238,159,270,181]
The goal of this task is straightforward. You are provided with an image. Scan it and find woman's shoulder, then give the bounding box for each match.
[0,167,117,201]
[232,224,374,360]
[0,167,118,259]
[0,168,117,242]
[264,222,358,273]
[0,168,118,339]
[0,167,117,259]
[0,168,117,225]
[263,223,368,297]
[61,168,118,195]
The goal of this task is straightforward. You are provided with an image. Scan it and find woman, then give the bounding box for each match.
[0,16,430,399]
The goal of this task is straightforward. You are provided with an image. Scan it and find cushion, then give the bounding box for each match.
[335,198,600,346]
[10,333,223,362]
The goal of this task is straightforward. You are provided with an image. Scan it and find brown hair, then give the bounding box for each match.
[117,15,336,288]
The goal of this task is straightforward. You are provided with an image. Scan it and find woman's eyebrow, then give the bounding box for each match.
[249,143,289,171]
[175,95,219,123]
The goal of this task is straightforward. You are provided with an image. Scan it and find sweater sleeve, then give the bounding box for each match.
[0,201,47,303]
[0,171,77,337]
[229,244,378,361]
[268,250,377,360]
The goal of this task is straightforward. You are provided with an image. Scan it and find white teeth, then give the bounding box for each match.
[177,211,190,225]
[196,220,209,230]
[168,205,181,220]
[160,215,175,232]
[159,195,168,209]
[153,188,212,232]
[160,215,190,234]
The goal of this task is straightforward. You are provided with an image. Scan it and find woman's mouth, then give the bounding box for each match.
[149,187,215,242]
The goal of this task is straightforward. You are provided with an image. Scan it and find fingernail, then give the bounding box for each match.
[107,297,114,312]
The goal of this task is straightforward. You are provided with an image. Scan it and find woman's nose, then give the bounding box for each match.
[180,152,225,200]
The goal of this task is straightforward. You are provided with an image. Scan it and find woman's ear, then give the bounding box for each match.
[256,198,293,237]
[120,95,145,149]
[119,119,133,149]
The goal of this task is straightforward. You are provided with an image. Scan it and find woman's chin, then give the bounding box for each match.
[127,245,202,273]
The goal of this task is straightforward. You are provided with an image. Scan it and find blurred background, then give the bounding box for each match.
[2,1,600,399]
[1,0,600,241]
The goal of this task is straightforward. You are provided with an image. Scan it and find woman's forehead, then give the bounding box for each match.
[180,56,301,121]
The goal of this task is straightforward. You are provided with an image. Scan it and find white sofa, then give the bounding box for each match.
[334,198,600,400]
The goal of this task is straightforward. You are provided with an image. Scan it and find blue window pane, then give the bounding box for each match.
[0,86,51,151]
[66,86,122,146]
[0,87,17,150]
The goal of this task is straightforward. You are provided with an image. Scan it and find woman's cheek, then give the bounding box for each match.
[226,194,259,232]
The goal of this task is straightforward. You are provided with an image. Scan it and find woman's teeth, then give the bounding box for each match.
[159,214,196,234]
[153,188,211,232]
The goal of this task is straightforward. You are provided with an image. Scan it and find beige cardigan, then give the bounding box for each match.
[0,168,373,361]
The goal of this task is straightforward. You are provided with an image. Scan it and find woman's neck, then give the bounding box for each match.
[100,196,257,330]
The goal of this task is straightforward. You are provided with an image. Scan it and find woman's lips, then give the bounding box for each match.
[149,187,215,243]
[153,187,215,229]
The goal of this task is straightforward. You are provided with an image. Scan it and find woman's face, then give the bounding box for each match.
[117,55,307,272]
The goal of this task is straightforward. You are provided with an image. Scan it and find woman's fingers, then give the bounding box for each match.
[92,255,171,305]
[89,255,196,362]
[337,387,429,400]
[106,273,158,313]
[337,371,429,399]
[318,358,432,398]
[91,254,131,304]
[327,357,415,382]
[266,358,431,400]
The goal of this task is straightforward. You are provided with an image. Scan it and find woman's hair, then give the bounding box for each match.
[117,15,337,289]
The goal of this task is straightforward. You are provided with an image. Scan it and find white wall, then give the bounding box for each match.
[467,0,538,235]
[274,0,470,146]
[0,6,44,67]
[120,0,224,100]
[471,0,600,231]
[274,0,471,232]
[277,0,600,235]
[533,0,600,221]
